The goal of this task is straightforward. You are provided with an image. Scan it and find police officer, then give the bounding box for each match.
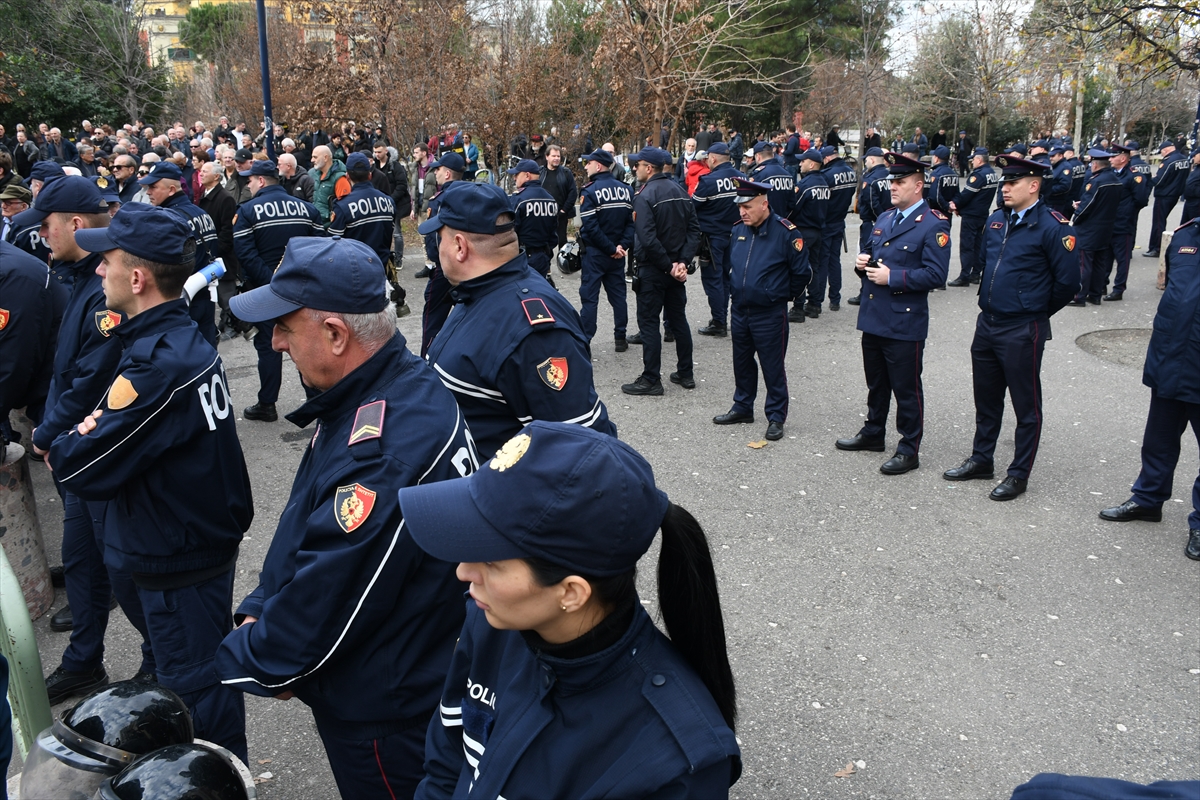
[747,140,795,218]
[421,182,616,459]
[232,159,325,421]
[1069,149,1122,305]
[791,149,831,318]
[329,152,408,316]
[1,183,32,244]
[926,145,959,216]
[836,152,950,475]
[1065,144,1088,204]
[942,156,1081,501]
[692,142,744,336]
[1103,143,1141,301]
[216,237,475,798]
[807,144,856,316]
[25,177,155,706]
[623,147,700,396]
[3,184,53,267]
[1181,147,1200,223]
[1144,139,1189,257]
[712,179,810,442]
[1097,217,1200,560]
[1047,145,1075,215]
[1126,140,1155,232]
[507,157,559,281]
[52,203,252,761]
[137,161,219,345]
[947,147,998,286]
[577,148,634,350]
[419,151,464,357]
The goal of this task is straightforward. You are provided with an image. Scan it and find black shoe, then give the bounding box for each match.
[1086,296,1101,305]
[45,665,108,705]
[713,410,754,425]
[664,330,675,343]
[614,338,628,352]
[1142,250,1159,258]
[947,277,971,287]
[50,565,65,588]
[1103,292,1123,301]
[765,421,784,440]
[829,301,841,311]
[1067,299,1086,307]
[131,668,158,685]
[847,294,861,306]
[698,322,727,336]
[414,265,433,278]
[1099,499,1163,522]
[989,476,1028,501]
[835,434,885,452]
[943,458,995,481]
[803,304,821,318]
[621,376,664,396]
[50,604,73,632]
[932,285,947,290]
[627,332,644,345]
[969,275,982,285]
[669,372,696,389]
[243,403,278,422]
[787,307,807,323]
[880,453,919,475]
[1187,529,1200,561]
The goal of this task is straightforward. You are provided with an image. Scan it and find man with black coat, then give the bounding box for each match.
[1069,149,1123,305]
[539,144,578,249]
[196,161,240,338]
[373,143,412,261]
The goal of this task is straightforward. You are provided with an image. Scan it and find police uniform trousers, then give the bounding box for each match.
[421,266,454,358]
[1129,389,1200,529]
[799,230,824,308]
[699,232,733,326]
[556,215,570,249]
[859,219,876,254]
[731,304,790,423]
[636,267,693,382]
[1109,231,1135,294]
[1077,244,1113,301]
[1147,195,1179,252]
[859,332,925,456]
[314,710,427,800]
[811,228,845,306]
[956,216,987,280]
[60,492,154,675]
[252,324,282,405]
[526,247,553,280]
[968,315,1049,480]
[579,251,628,341]
[138,567,247,763]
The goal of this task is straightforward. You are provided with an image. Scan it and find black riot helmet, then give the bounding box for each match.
[557,240,582,274]
[97,743,257,800]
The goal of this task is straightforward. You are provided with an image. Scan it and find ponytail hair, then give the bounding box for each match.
[657,503,737,730]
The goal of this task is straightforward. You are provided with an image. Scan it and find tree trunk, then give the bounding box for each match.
[1073,74,1084,149]
[781,85,793,130]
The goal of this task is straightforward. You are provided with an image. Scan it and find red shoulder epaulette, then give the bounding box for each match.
[1049,209,1069,223]
[778,217,797,230]
[348,400,386,446]
[930,209,948,221]
[1174,218,1197,232]
[521,297,556,326]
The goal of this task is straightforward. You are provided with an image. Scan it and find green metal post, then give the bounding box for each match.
[1,544,52,759]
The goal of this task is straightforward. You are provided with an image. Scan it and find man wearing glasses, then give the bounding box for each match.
[110,157,141,205]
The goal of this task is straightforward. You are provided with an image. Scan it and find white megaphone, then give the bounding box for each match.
[182,258,227,304]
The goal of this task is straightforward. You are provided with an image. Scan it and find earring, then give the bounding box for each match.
[561,605,568,612]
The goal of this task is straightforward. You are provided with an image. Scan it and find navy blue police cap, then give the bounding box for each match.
[959,130,967,134]
[900,143,919,155]
[864,147,885,158]
[1086,148,1114,159]
[29,161,65,184]
[138,161,182,185]
[972,146,990,158]
[418,181,516,236]
[884,151,926,176]
[346,152,371,171]
[249,159,278,177]
[1158,139,1174,151]
[1109,143,1134,155]
[506,158,541,175]
[630,146,670,166]
[707,142,729,156]
[399,421,670,578]
[751,140,773,154]
[14,175,107,226]
[430,152,466,172]
[1124,140,1141,151]
[1008,143,1028,156]
[91,175,120,204]
[801,148,826,163]
[732,178,771,204]
[74,203,193,264]
[1031,140,1050,151]
[994,155,1049,182]
[229,237,389,323]
[1049,144,1066,156]
[581,148,615,166]
[820,145,837,158]
[931,145,950,160]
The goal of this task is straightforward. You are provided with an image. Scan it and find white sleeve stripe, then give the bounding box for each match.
[418,405,465,484]
[462,733,485,755]
[440,716,464,727]
[561,399,603,426]
[434,364,507,402]
[439,703,462,716]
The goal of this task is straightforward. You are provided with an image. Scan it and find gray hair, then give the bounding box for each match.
[307,307,396,353]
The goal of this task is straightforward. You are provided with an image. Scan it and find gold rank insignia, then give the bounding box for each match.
[792,239,803,252]
[0,308,8,331]
[95,310,122,336]
[348,400,386,445]
[1062,235,1076,252]
[335,484,376,533]
[107,374,138,409]
[490,433,530,471]
[537,357,569,391]
[521,297,556,326]
[936,232,949,248]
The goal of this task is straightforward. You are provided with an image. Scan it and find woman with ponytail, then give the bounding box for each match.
[399,421,740,800]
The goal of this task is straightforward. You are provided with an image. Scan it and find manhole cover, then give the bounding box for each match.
[1075,328,1151,368]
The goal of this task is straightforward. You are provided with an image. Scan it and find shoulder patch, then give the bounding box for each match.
[95,310,122,337]
[969,176,977,183]
[930,209,948,220]
[936,232,949,247]
[536,357,569,391]
[0,309,8,331]
[521,297,556,326]
[1062,235,1076,252]
[1085,183,1092,192]
[1177,246,1198,254]
[348,399,386,446]
[990,221,1005,229]
[779,217,797,230]
[335,484,376,533]
[792,238,803,252]
[1135,175,1143,183]
[1049,209,1069,223]
[107,373,138,410]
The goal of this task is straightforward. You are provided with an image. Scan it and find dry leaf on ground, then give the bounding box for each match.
[834,762,857,778]
[748,440,768,449]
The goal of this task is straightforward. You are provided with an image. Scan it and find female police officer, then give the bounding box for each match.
[398,421,741,799]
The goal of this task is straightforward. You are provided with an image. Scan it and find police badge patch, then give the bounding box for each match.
[107,374,138,410]
[792,238,803,252]
[1062,235,1076,252]
[936,232,949,247]
[490,433,530,471]
[0,308,8,331]
[95,310,122,337]
[537,357,569,391]
[335,484,377,533]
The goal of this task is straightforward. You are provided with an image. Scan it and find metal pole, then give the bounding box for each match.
[1,544,52,759]
[255,0,275,161]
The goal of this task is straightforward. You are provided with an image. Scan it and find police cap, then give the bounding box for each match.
[506,158,541,175]
[1049,145,1066,156]
[14,175,107,225]
[1086,148,1114,160]
[1124,140,1141,151]
[1158,139,1174,151]
[630,146,670,166]
[1030,139,1050,151]
[900,143,919,155]
[581,148,615,166]
[1008,143,1028,156]
[248,159,278,177]
[972,146,990,158]
[707,142,729,156]
[418,181,516,236]
[864,147,885,158]
[229,237,389,323]
[399,421,670,578]
[345,152,371,171]
[29,161,66,184]
[751,140,774,155]
[732,178,771,204]
[1109,143,1134,155]
[430,152,466,172]
[994,155,1049,182]
[801,149,825,163]
[91,175,120,203]
[74,203,193,264]
[137,161,182,185]
[820,145,837,158]
[931,145,950,161]
[234,148,253,162]
[884,151,925,176]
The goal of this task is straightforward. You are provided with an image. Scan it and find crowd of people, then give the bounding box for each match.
[1,110,1198,800]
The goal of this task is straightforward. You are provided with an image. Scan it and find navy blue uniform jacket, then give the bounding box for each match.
[691,162,744,236]
[1152,150,1188,198]
[0,242,66,424]
[1182,166,1200,223]
[1128,155,1153,209]
[328,181,397,265]
[857,164,891,224]
[747,160,795,217]
[216,332,473,728]
[633,173,700,272]
[231,184,325,287]
[50,300,252,575]
[729,215,811,309]
[417,602,741,800]
[579,171,634,255]
[1071,167,1123,250]
[1144,220,1200,404]
[425,254,615,460]
[510,180,559,252]
[792,169,830,233]
[926,163,960,214]
[979,202,1081,323]
[956,165,999,218]
[821,157,858,233]
[857,202,951,341]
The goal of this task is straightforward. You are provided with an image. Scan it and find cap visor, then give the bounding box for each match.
[136,174,161,185]
[73,227,118,254]
[398,479,525,565]
[228,284,303,323]
[417,214,444,235]
[733,196,754,204]
[10,207,49,228]
[505,167,522,175]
